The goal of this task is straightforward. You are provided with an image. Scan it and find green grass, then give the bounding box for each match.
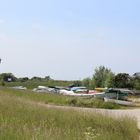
[0,88,121,109]
[0,93,139,140]
[3,80,74,89]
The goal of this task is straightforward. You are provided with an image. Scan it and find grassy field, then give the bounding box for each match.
[3,80,74,89]
[0,88,121,109]
[0,91,139,140]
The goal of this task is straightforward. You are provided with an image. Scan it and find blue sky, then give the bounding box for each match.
[0,0,140,80]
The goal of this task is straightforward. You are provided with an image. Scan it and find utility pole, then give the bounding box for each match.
[0,58,1,64]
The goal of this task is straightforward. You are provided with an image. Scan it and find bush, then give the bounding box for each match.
[68,98,120,109]
[68,98,78,106]
[1,81,5,86]
[134,80,140,90]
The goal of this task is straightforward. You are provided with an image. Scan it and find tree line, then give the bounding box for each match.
[82,66,140,90]
[0,73,52,83]
[0,66,140,90]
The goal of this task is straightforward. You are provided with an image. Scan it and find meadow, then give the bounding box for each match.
[4,80,74,89]
[0,88,121,109]
[0,90,139,140]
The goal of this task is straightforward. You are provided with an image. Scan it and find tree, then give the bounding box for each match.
[92,66,114,88]
[133,73,140,80]
[104,72,115,88]
[19,77,29,82]
[44,76,52,81]
[82,77,95,89]
[0,73,17,82]
[132,73,140,90]
[134,80,140,90]
[73,81,82,87]
[82,77,91,88]
[113,73,132,88]
[31,76,42,81]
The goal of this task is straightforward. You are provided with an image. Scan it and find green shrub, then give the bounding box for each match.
[68,98,78,106]
[68,98,120,109]
[134,80,140,90]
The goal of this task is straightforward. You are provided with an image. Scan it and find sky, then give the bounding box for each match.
[0,0,140,80]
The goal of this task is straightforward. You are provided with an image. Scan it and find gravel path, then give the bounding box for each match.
[35,103,140,129]
[16,97,140,129]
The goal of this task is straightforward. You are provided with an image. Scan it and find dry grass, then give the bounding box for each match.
[0,92,139,140]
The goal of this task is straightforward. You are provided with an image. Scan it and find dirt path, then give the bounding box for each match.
[14,96,140,130]
[34,102,140,129]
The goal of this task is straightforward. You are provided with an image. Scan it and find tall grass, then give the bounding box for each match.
[0,88,120,109]
[3,80,74,89]
[0,94,139,140]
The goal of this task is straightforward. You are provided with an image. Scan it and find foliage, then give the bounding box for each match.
[68,98,120,109]
[92,66,115,88]
[30,76,42,81]
[0,88,121,109]
[18,77,29,82]
[73,80,82,87]
[2,80,74,89]
[82,77,91,88]
[82,78,95,89]
[1,69,140,90]
[44,76,52,80]
[133,73,140,80]
[0,91,139,140]
[113,73,133,88]
[0,73,17,82]
[1,81,5,86]
[134,80,140,90]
